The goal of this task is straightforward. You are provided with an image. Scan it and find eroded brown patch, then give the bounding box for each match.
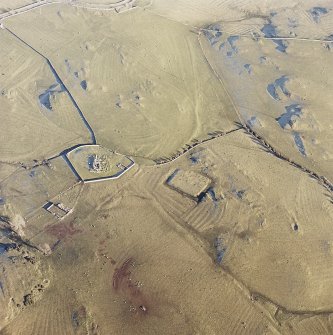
[113,258,149,316]
[46,219,82,240]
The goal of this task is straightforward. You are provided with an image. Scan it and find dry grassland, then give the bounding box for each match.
[0,1,332,334]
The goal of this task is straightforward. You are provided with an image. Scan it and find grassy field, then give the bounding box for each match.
[0,1,333,334]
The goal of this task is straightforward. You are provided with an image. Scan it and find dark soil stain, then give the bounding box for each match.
[113,258,149,316]
[46,220,82,240]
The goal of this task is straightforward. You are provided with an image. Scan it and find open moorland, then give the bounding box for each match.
[0,1,332,334]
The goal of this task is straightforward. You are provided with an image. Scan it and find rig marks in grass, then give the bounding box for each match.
[5,27,96,145]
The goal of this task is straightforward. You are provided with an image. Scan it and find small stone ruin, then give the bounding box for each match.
[89,154,109,173]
